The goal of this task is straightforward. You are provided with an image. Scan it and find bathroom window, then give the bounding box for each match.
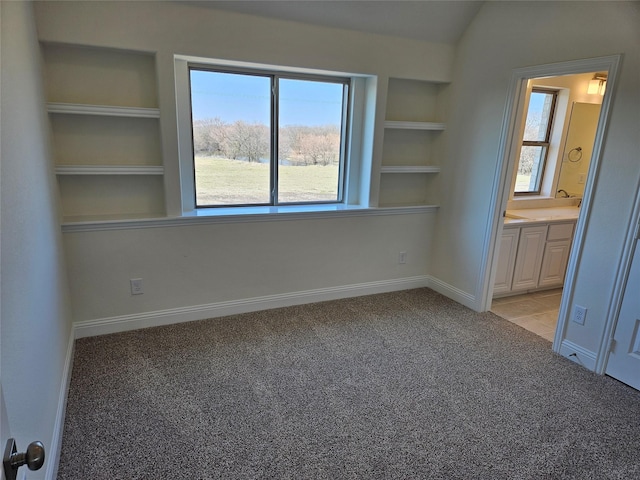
[514,88,558,195]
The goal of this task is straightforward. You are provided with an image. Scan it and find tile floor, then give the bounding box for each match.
[490,289,563,342]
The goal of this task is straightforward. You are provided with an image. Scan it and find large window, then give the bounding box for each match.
[514,88,558,195]
[189,68,350,207]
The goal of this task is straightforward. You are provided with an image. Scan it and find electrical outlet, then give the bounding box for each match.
[130,278,143,295]
[572,304,587,325]
[398,251,407,264]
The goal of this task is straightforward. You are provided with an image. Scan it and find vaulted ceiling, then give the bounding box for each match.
[186,1,484,44]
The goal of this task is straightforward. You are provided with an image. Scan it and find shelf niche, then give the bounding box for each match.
[42,43,165,223]
[42,43,158,108]
[378,77,449,208]
[49,113,162,167]
[57,175,165,223]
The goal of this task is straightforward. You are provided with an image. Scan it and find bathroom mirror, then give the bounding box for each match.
[555,102,601,198]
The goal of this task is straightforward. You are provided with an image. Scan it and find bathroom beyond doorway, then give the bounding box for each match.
[491,289,562,342]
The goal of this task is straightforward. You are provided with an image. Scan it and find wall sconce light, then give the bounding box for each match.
[587,73,607,95]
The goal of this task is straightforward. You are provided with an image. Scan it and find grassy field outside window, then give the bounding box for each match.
[195,156,340,206]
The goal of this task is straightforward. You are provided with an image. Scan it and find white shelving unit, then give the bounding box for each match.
[379,78,449,208]
[383,121,445,131]
[379,166,441,174]
[55,165,164,176]
[47,103,160,118]
[43,43,165,223]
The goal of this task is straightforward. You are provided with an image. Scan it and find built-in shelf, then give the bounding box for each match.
[61,212,169,226]
[379,77,449,208]
[376,203,440,209]
[384,121,445,131]
[59,205,440,232]
[47,103,160,118]
[55,165,164,176]
[43,44,165,221]
[380,166,441,174]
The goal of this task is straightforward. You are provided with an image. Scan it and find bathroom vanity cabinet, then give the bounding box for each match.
[494,221,575,297]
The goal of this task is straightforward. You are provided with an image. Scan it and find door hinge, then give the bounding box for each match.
[609,338,616,353]
[635,218,640,240]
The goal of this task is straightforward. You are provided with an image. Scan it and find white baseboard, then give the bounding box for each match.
[426,275,477,310]
[46,327,75,480]
[74,276,431,338]
[559,339,597,372]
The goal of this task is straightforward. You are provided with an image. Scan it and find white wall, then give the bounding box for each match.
[65,214,434,325]
[33,1,453,326]
[34,1,454,216]
[431,2,640,356]
[0,2,73,478]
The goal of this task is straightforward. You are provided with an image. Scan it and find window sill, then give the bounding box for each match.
[508,196,580,210]
[186,203,363,218]
[60,204,439,232]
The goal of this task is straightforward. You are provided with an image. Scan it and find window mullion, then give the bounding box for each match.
[271,76,279,205]
[337,83,350,203]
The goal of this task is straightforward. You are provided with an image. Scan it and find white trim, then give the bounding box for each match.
[559,340,597,372]
[60,205,439,232]
[426,275,477,310]
[55,165,164,176]
[552,55,622,362]
[380,166,441,174]
[384,121,445,130]
[73,276,431,338]
[476,67,529,313]
[46,328,75,480]
[47,102,160,118]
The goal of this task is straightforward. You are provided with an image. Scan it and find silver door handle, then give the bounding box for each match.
[3,438,45,480]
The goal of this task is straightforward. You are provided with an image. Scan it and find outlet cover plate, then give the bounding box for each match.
[130,278,143,295]
[573,304,587,325]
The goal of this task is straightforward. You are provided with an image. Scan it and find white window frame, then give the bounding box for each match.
[514,87,559,196]
[174,55,373,216]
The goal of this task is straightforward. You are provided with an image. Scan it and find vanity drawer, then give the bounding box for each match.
[547,222,574,241]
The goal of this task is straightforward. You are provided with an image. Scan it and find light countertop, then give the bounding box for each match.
[504,206,580,225]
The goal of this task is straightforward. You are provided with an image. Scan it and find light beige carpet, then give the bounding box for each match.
[58,288,640,479]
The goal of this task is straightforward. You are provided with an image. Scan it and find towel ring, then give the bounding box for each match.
[567,147,583,162]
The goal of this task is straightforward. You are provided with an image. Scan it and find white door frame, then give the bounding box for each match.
[478,55,622,368]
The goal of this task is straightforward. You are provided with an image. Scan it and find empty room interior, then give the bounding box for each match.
[2,1,640,478]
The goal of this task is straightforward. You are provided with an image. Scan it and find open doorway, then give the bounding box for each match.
[490,72,604,340]
[480,56,621,351]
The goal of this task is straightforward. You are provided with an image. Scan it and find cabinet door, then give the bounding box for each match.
[538,240,571,288]
[493,228,520,295]
[512,225,547,292]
